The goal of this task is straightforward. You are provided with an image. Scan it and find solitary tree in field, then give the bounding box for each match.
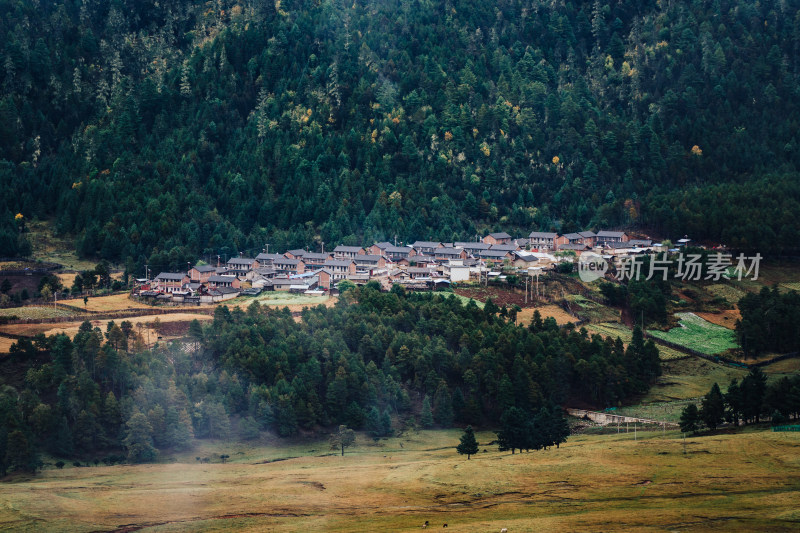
[330,425,356,456]
[679,404,700,434]
[457,425,479,459]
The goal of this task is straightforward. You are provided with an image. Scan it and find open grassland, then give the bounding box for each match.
[0,429,799,532]
[648,313,738,355]
[0,306,77,320]
[26,220,104,272]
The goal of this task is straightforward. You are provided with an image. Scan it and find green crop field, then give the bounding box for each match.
[648,313,739,355]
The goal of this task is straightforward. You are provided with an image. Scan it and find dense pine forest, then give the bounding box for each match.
[0,286,662,470]
[1,0,800,267]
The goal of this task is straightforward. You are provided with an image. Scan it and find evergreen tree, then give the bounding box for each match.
[700,383,725,430]
[420,395,434,428]
[433,382,454,428]
[456,425,479,459]
[725,379,743,426]
[122,412,157,463]
[679,404,700,434]
[497,407,529,454]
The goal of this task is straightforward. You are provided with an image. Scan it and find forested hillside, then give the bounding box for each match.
[1,0,799,267]
[0,287,661,469]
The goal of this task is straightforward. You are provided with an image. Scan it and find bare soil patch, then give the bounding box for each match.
[696,309,741,330]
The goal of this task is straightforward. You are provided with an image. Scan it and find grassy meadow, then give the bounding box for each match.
[0,429,799,532]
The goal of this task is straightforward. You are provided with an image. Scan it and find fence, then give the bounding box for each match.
[772,425,800,432]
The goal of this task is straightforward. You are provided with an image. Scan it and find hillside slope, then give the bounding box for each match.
[1,0,799,267]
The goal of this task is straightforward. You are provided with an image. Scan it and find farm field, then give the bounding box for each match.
[585,322,688,361]
[0,313,214,346]
[695,309,741,330]
[0,429,799,532]
[0,306,77,320]
[232,292,334,310]
[517,304,576,326]
[647,312,739,355]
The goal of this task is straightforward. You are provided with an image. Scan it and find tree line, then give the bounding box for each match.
[679,367,800,433]
[0,282,660,474]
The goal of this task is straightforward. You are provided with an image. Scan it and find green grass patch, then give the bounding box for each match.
[647,312,738,355]
[586,322,690,361]
[448,293,485,309]
[242,292,333,307]
[0,306,78,320]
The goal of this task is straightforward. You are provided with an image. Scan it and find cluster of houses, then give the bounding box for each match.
[139,230,674,303]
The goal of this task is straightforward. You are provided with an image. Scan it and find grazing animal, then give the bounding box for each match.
[500,528,508,533]
[443,524,448,528]
[422,520,429,529]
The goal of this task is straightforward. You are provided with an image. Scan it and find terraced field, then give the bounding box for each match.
[647,313,739,355]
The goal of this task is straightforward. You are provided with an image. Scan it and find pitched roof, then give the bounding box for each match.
[302,252,332,260]
[412,241,442,248]
[488,232,512,239]
[558,243,588,250]
[155,272,186,281]
[227,257,255,265]
[229,257,254,265]
[208,275,238,282]
[479,250,512,258]
[529,231,558,239]
[286,249,307,256]
[605,241,634,249]
[372,242,393,249]
[273,258,301,265]
[562,232,583,240]
[385,246,413,253]
[455,241,492,250]
[435,247,464,255]
[354,254,382,262]
[256,253,284,262]
[324,259,355,267]
[489,244,519,251]
[191,265,216,273]
[333,245,364,252]
[514,254,539,262]
[597,230,627,238]
[628,239,653,246]
[578,231,596,238]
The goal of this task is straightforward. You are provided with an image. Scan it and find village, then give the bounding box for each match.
[140,230,687,304]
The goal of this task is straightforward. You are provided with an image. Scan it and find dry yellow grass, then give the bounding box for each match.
[0,429,798,532]
[516,304,577,326]
[0,337,15,353]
